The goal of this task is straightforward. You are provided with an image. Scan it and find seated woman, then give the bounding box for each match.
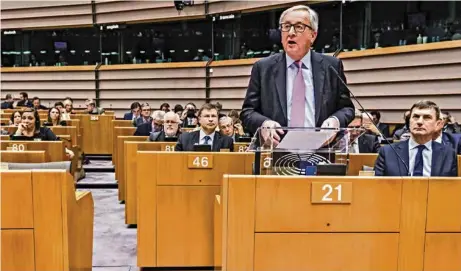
[9,110,22,126]
[11,109,74,158]
[43,107,67,126]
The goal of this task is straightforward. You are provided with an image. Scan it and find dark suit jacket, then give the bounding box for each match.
[374,140,458,177]
[148,131,181,142]
[358,134,380,153]
[1,101,13,109]
[442,132,461,155]
[123,112,134,120]
[16,100,32,107]
[136,117,152,127]
[377,123,390,138]
[134,122,152,136]
[175,130,234,152]
[240,52,355,134]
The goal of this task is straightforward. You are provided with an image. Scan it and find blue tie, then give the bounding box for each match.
[204,135,211,145]
[413,145,426,176]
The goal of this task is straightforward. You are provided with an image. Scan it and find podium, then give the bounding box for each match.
[249,127,366,176]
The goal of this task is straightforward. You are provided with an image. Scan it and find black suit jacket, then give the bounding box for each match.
[240,52,355,134]
[123,112,134,120]
[358,134,380,153]
[134,122,152,136]
[16,100,32,107]
[377,123,390,138]
[442,132,461,155]
[374,140,457,177]
[175,130,234,152]
[1,101,13,109]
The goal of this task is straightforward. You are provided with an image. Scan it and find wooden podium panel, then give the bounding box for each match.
[137,152,254,268]
[1,230,35,271]
[0,150,46,163]
[426,178,461,232]
[424,233,461,271]
[336,153,378,176]
[1,171,34,229]
[124,141,175,224]
[113,127,136,166]
[255,177,401,232]
[1,141,65,162]
[254,233,399,271]
[80,115,115,154]
[50,126,78,147]
[115,135,147,201]
[221,176,432,271]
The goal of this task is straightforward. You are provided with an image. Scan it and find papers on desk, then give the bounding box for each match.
[276,129,338,150]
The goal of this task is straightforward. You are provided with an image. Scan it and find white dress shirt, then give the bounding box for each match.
[408,137,432,177]
[350,139,360,153]
[200,129,215,148]
[286,51,316,128]
[434,134,442,143]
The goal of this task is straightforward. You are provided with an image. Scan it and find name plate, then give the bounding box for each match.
[188,154,213,169]
[90,115,99,121]
[311,182,352,204]
[161,144,176,152]
[236,144,249,152]
[7,143,27,152]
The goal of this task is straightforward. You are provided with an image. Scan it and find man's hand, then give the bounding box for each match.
[234,123,244,135]
[363,122,381,135]
[321,117,340,129]
[261,120,284,146]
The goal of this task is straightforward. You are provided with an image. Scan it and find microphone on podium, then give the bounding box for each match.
[328,54,410,176]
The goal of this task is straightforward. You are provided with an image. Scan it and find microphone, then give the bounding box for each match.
[328,63,411,176]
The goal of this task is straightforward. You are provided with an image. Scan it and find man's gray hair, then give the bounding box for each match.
[279,5,319,32]
[219,116,233,125]
[152,110,165,120]
[164,111,180,122]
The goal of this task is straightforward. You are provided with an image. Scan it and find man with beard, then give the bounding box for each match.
[149,111,181,141]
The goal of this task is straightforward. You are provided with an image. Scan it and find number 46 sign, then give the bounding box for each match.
[311,182,352,204]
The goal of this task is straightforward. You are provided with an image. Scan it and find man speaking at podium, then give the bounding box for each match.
[240,5,354,139]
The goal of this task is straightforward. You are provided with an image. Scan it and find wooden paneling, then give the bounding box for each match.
[1,171,34,229]
[426,178,461,232]
[424,233,461,271]
[0,230,35,271]
[1,1,92,29]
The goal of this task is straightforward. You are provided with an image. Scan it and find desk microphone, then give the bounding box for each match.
[327,58,410,176]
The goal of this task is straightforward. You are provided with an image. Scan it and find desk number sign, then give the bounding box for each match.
[188,154,214,169]
[311,182,352,204]
[90,115,99,121]
[161,144,176,152]
[7,143,26,152]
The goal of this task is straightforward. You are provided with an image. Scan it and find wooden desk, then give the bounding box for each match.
[115,135,148,201]
[124,141,178,224]
[219,176,461,271]
[80,115,115,154]
[137,152,254,268]
[0,170,94,271]
[113,127,136,168]
[0,150,46,163]
[1,141,65,162]
[0,118,9,125]
[458,155,461,177]
[0,135,10,141]
[336,153,379,175]
[50,126,78,147]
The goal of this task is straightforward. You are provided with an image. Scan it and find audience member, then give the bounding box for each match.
[433,113,461,155]
[347,110,380,153]
[135,103,153,126]
[43,107,67,126]
[124,102,142,120]
[375,100,457,177]
[16,92,31,107]
[32,97,48,110]
[160,102,170,113]
[219,116,245,142]
[228,109,242,125]
[393,111,411,140]
[149,111,181,141]
[173,104,184,118]
[215,102,226,119]
[9,110,22,126]
[369,110,390,138]
[54,101,69,120]
[134,110,165,136]
[85,99,105,115]
[441,111,461,134]
[1,94,14,109]
[63,98,74,114]
[11,109,57,140]
[175,103,233,151]
[181,102,198,128]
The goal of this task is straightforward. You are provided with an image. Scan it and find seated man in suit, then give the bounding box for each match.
[1,94,14,109]
[149,111,181,141]
[85,99,105,115]
[393,111,411,140]
[124,102,141,120]
[369,110,390,138]
[175,103,234,152]
[32,97,48,110]
[375,100,457,177]
[218,116,245,142]
[135,103,153,126]
[433,114,461,155]
[134,110,164,136]
[348,110,380,153]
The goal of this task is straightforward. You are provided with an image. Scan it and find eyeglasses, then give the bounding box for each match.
[279,23,313,33]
